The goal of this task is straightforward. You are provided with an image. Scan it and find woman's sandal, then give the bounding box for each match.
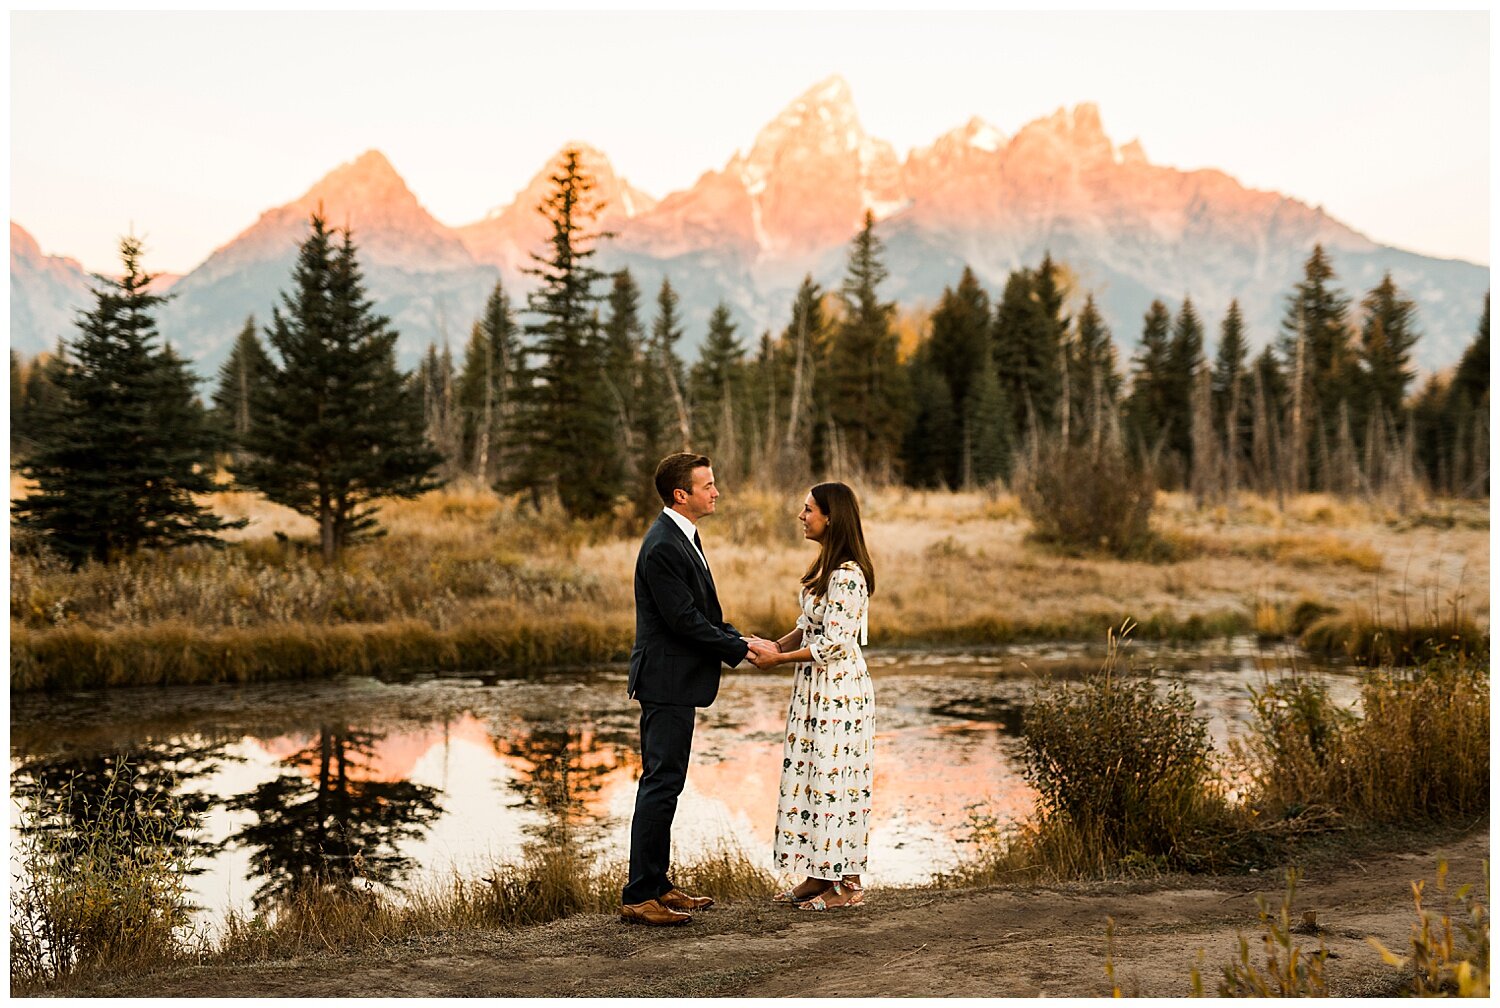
[797,879,864,912]
[772,881,832,904]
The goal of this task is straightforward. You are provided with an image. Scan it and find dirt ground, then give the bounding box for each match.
[49,827,1488,998]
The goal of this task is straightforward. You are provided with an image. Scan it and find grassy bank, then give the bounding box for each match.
[940,644,1489,888]
[10,480,1489,690]
[11,825,778,995]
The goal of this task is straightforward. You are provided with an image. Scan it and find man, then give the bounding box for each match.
[620,452,777,926]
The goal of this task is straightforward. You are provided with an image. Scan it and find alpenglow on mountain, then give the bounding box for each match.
[10,76,1488,372]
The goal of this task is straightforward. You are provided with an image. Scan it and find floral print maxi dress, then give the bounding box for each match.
[773,560,873,881]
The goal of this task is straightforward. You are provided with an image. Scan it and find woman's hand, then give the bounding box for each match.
[744,636,781,669]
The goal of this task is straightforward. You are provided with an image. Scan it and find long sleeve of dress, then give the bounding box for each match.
[805,565,868,666]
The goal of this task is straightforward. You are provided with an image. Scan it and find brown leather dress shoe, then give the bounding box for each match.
[619,898,692,926]
[660,887,715,911]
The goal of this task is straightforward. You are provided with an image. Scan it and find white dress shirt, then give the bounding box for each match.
[661,507,709,569]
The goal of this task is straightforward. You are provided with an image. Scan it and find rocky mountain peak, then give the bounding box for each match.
[1010,102,1116,164]
[958,115,1006,153]
[299,149,420,216]
[456,143,656,272]
[727,75,902,255]
[11,220,43,258]
[479,142,654,222]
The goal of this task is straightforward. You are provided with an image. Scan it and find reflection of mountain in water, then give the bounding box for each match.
[227,726,442,907]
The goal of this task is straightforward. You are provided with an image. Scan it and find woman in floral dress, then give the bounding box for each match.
[750,481,874,911]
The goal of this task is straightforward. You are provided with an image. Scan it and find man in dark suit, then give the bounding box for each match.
[619,452,777,926]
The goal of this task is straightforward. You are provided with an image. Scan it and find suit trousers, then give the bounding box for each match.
[622,701,697,905]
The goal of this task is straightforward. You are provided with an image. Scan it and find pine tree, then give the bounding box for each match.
[14,236,243,565]
[900,345,957,489]
[1248,344,1290,499]
[600,270,644,456]
[456,281,518,483]
[502,149,623,517]
[690,302,747,476]
[1211,300,1251,491]
[1123,299,1174,467]
[1279,244,1355,490]
[648,278,692,451]
[827,211,904,479]
[1164,297,1207,478]
[1068,294,1120,450]
[745,329,780,479]
[211,316,273,456]
[414,341,460,476]
[1356,273,1420,434]
[1409,374,1451,493]
[1443,294,1489,496]
[10,349,64,460]
[964,355,1008,487]
[993,257,1067,454]
[1033,253,1073,435]
[236,215,443,561]
[924,267,999,486]
[779,275,830,476]
[10,350,26,457]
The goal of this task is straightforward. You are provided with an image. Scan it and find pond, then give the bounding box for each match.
[9,640,1360,933]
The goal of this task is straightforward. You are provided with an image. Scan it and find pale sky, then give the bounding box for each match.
[8,10,1491,275]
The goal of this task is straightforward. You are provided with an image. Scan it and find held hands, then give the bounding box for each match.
[742,636,781,669]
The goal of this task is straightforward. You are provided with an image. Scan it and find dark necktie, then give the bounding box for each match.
[692,530,712,578]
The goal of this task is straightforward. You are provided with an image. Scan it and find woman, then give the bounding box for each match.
[754,482,875,911]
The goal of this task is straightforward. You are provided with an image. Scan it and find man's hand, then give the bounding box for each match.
[742,636,780,668]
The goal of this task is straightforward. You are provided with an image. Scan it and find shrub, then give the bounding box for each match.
[1013,434,1157,558]
[1018,626,1231,872]
[1238,650,1489,824]
[1234,674,1356,816]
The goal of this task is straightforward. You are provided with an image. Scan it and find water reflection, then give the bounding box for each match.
[11,741,229,896]
[10,643,1361,932]
[226,726,443,907]
[496,726,636,837]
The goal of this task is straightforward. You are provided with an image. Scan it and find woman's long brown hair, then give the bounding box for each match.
[801,482,875,599]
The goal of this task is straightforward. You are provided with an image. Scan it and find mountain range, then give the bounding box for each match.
[10,75,1489,376]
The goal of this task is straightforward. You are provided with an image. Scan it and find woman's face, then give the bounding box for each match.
[798,493,828,542]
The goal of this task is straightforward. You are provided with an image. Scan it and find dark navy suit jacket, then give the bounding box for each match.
[628,512,750,707]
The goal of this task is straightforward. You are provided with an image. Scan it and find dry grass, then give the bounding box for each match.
[10,612,632,691]
[1186,860,1490,997]
[1368,861,1490,996]
[9,477,1490,689]
[1193,869,1331,996]
[1298,585,1485,666]
[945,638,1488,886]
[14,806,776,994]
[1236,651,1489,824]
[10,764,198,991]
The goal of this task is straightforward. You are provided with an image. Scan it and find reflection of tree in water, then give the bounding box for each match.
[11,739,229,873]
[495,725,633,843]
[228,725,443,908]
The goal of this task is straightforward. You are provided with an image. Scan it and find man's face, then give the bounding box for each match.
[675,466,719,521]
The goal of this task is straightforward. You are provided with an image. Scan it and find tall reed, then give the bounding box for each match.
[10,764,198,990]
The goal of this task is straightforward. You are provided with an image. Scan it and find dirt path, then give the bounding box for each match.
[50,829,1488,998]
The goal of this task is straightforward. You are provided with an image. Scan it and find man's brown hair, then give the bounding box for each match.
[654,452,712,506]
